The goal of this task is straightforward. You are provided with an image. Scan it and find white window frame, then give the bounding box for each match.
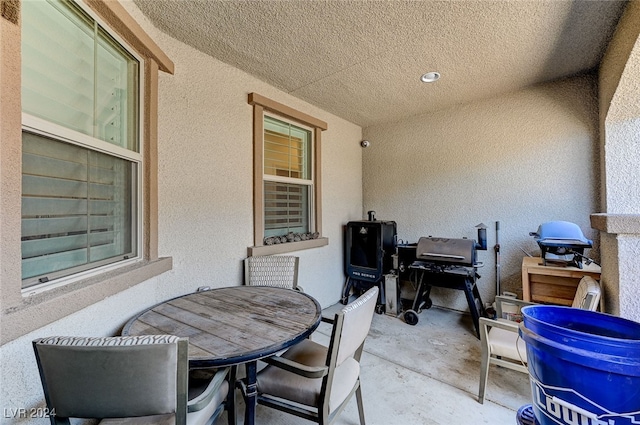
[20,0,144,293]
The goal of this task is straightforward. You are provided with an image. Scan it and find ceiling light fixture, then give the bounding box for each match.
[420,72,440,83]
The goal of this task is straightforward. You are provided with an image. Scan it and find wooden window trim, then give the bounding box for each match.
[84,0,173,74]
[248,93,328,256]
[0,0,174,345]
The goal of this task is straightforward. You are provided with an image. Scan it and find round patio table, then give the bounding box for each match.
[122,285,322,425]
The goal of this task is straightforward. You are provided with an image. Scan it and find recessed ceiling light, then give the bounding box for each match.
[420,72,440,83]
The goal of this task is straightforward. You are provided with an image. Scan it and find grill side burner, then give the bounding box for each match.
[404,235,487,339]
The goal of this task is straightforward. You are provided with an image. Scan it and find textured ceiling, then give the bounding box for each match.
[133,0,627,127]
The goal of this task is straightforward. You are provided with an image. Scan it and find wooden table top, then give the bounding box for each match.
[122,286,322,368]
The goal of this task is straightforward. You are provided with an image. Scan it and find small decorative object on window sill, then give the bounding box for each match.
[264,232,319,246]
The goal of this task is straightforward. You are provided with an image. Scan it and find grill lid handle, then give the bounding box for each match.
[421,252,466,260]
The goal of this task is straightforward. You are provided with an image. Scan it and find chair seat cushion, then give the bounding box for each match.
[257,339,360,412]
[489,321,528,363]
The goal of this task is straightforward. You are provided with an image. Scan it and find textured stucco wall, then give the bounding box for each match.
[599,0,640,126]
[601,0,640,214]
[617,235,640,321]
[0,1,363,420]
[597,0,640,212]
[599,232,620,314]
[595,0,640,322]
[594,217,640,320]
[140,9,363,307]
[604,119,640,213]
[601,0,640,126]
[362,76,599,311]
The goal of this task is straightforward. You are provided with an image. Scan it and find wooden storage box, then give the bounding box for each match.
[521,257,601,306]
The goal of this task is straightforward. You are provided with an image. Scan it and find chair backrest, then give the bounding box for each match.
[244,255,299,289]
[317,286,377,418]
[331,287,379,368]
[33,335,188,424]
[571,276,601,311]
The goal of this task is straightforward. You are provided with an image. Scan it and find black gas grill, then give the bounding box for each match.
[404,236,486,338]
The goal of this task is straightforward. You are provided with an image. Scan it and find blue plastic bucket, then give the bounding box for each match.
[519,305,640,425]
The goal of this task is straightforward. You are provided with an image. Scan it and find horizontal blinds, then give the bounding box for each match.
[22,0,94,136]
[264,116,310,180]
[21,0,138,152]
[21,132,134,284]
[264,130,305,178]
[264,182,309,237]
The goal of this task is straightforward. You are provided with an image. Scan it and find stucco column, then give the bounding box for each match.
[590,214,640,322]
[593,119,640,322]
[594,1,640,322]
[596,121,640,322]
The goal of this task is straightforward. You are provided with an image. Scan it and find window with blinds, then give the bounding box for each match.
[263,115,312,238]
[21,0,140,288]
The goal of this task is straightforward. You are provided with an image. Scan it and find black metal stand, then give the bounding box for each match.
[403,264,486,338]
[341,276,386,314]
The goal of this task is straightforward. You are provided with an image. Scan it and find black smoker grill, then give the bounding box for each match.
[404,230,487,338]
[530,221,593,269]
[341,217,397,313]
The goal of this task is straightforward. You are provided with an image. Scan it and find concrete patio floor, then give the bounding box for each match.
[217,303,532,425]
